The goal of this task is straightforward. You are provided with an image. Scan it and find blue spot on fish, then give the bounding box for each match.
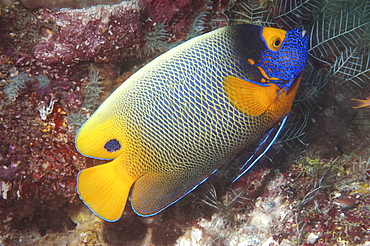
[104,139,121,152]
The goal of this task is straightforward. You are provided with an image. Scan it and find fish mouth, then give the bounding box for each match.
[259,69,303,92]
[255,64,291,89]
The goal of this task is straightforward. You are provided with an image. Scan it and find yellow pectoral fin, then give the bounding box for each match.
[77,156,137,222]
[223,76,280,117]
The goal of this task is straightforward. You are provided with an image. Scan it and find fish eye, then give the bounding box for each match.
[273,39,281,47]
[261,27,286,51]
[271,37,282,50]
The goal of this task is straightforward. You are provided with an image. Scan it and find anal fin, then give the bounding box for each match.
[131,169,217,216]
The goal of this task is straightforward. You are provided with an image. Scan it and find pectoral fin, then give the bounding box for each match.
[223,76,280,117]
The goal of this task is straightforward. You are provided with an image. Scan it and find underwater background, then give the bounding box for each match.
[0,0,369,245]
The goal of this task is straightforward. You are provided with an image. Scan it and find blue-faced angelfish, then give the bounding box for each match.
[76,24,309,221]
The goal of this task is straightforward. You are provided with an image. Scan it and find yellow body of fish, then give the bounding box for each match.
[76,24,309,221]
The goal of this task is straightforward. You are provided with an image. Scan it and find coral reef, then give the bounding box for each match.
[12,0,123,10]
[144,22,172,55]
[81,69,105,112]
[0,0,231,244]
[4,73,32,101]
[33,2,143,66]
[0,0,369,245]
[175,154,370,245]
[1,0,216,68]
[139,0,207,42]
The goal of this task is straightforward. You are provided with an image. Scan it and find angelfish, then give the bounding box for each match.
[76,24,309,221]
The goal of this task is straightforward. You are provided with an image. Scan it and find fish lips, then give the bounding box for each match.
[264,71,304,90]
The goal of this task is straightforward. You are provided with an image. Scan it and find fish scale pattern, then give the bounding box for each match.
[123,29,259,175]
[116,27,284,215]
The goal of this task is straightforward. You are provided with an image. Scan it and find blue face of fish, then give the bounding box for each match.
[257,28,309,89]
[229,25,308,91]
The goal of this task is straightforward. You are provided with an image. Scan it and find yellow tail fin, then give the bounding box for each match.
[351,98,370,109]
[77,157,136,221]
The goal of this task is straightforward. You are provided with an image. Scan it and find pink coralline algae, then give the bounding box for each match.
[15,0,123,9]
[34,2,143,66]
[139,0,205,41]
[32,0,213,66]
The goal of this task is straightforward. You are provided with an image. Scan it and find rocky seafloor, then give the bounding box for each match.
[0,0,369,245]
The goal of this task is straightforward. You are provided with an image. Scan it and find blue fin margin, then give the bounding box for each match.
[232,114,289,183]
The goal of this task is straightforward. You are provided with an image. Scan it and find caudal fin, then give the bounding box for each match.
[351,98,370,109]
[77,157,136,222]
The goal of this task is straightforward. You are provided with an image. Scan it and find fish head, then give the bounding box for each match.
[75,108,125,160]
[224,25,308,121]
[256,27,309,89]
